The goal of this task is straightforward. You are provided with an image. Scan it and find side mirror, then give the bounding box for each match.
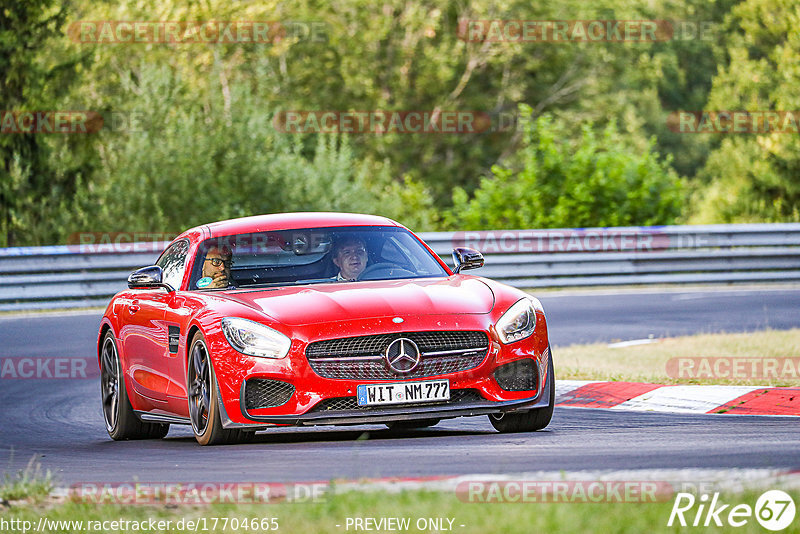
[128,265,174,291]
[452,247,484,273]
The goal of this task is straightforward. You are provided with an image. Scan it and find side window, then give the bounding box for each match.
[156,240,190,290]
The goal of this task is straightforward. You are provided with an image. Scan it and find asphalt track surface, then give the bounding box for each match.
[1,288,799,484]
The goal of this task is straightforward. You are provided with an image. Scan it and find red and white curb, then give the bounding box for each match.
[555,380,800,416]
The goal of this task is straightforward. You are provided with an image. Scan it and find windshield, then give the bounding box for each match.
[189,226,448,290]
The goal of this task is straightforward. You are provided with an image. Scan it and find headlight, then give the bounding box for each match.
[221,317,291,358]
[496,298,541,344]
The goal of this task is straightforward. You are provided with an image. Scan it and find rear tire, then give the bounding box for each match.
[385,418,440,430]
[489,349,555,433]
[188,332,253,445]
[100,331,169,440]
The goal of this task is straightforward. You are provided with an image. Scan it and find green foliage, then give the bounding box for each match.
[690,0,800,223]
[5,487,800,534]
[0,0,92,246]
[691,137,800,223]
[446,105,685,230]
[66,66,438,236]
[0,456,53,502]
[6,0,798,243]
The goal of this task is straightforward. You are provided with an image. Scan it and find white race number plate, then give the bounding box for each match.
[357,379,450,406]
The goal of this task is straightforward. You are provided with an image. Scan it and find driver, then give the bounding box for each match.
[331,237,368,282]
[200,245,232,288]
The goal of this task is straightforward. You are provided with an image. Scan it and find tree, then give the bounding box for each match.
[73,66,438,235]
[0,0,91,246]
[690,0,800,223]
[2,0,756,243]
[446,105,684,229]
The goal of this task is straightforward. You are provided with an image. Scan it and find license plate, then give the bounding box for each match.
[357,379,450,406]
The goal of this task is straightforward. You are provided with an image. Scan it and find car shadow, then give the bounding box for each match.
[162,425,495,445]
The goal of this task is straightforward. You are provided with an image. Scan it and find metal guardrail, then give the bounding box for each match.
[2,224,800,311]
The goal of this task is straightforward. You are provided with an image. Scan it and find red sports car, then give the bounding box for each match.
[98,213,553,445]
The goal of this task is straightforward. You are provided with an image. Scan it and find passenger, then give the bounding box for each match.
[331,237,368,282]
[200,246,232,288]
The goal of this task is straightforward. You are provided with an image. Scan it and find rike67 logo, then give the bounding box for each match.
[668,490,796,530]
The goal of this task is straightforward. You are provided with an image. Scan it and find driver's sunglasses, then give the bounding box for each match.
[205,258,231,267]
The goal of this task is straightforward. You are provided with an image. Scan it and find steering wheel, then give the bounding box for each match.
[356,262,416,281]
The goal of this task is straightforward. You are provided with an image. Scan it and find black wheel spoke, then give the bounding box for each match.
[101,339,120,432]
[193,347,204,379]
[109,395,117,427]
[102,385,114,404]
[202,389,210,412]
[103,346,115,374]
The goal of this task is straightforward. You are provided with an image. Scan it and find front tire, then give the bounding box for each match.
[187,332,253,445]
[489,349,555,433]
[100,331,169,440]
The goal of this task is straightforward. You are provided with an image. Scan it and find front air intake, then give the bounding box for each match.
[244,379,295,409]
[493,359,538,392]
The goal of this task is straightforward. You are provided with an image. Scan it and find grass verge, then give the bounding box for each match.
[0,457,53,503]
[554,328,800,386]
[2,486,799,534]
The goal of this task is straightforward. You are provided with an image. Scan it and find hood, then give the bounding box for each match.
[220,277,495,326]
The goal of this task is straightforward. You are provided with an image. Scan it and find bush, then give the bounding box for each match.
[66,66,439,236]
[446,105,685,230]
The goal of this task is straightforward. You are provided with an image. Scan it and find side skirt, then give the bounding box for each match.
[134,411,192,426]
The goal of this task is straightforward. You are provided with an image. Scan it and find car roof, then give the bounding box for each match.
[197,212,401,238]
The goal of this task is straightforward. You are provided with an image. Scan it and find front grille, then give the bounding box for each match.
[494,359,538,391]
[244,379,295,409]
[306,331,489,380]
[309,389,485,413]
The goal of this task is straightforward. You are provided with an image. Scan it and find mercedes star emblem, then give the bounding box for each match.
[384,338,421,374]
